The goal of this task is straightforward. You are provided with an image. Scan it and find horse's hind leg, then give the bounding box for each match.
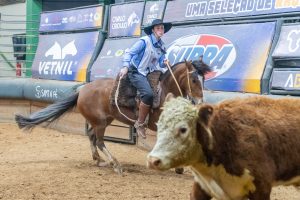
[94,125,123,174]
[86,125,104,164]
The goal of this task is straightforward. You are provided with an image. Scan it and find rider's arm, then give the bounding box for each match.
[123,39,146,68]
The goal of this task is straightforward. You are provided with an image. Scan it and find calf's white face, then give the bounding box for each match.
[147,97,205,170]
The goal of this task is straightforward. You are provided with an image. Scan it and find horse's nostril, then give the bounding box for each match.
[153,159,161,167]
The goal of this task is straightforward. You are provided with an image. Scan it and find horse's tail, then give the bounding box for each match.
[15,92,79,131]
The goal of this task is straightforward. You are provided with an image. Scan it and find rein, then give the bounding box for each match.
[115,77,136,123]
[187,69,192,95]
[166,62,183,97]
[166,62,196,99]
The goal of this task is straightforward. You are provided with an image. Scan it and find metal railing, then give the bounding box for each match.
[0,12,39,78]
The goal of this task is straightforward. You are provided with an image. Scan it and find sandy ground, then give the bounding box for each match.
[0,123,299,200]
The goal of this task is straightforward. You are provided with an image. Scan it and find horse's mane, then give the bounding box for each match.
[160,60,211,81]
[191,60,211,78]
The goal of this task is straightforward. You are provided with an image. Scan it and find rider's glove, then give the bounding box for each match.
[119,67,128,78]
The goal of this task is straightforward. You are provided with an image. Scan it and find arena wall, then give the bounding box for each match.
[1,0,300,149]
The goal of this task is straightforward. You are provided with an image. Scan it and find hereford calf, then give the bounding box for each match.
[147,95,300,200]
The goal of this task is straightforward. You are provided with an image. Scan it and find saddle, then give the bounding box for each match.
[110,71,162,110]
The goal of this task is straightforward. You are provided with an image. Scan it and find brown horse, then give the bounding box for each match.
[15,59,210,174]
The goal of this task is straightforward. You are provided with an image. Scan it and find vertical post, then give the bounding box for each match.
[98,0,111,5]
[16,62,22,77]
[25,0,42,77]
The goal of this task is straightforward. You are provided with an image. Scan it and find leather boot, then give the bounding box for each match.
[134,102,150,138]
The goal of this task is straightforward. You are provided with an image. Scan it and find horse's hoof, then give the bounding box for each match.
[175,168,184,174]
[97,161,110,167]
[113,165,123,175]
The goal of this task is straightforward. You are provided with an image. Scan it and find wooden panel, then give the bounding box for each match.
[105,123,130,139]
[0,99,146,143]
[30,102,85,135]
[30,103,130,137]
[0,99,30,123]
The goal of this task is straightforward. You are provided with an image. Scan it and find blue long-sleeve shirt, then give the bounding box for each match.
[123,34,166,73]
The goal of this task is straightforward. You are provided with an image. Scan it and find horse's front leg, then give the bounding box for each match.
[94,126,123,175]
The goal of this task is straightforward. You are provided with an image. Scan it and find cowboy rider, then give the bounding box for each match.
[119,19,172,139]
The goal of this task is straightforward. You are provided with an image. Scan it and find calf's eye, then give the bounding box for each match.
[179,127,187,134]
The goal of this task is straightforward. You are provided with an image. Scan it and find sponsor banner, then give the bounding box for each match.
[273,24,300,58]
[39,5,103,32]
[32,31,99,82]
[109,2,144,37]
[90,38,137,81]
[142,1,165,26]
[164,0,300,23]
[271,69,300,90]
[162,22,275,93]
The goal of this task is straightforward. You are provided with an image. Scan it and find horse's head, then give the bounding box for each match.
[163,57,211,105]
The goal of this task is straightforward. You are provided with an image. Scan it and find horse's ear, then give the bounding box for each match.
[185,59,193,71]
[184,59,192,64]
[165,93,175,103]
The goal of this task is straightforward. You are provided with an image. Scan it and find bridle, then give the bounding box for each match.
[166,62,204,104]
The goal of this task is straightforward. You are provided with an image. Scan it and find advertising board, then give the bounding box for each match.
[164,0,300,23]
[109,2,144,37]
[90,38,137,81]
[39,5,103,32]
[32,31,99,82]
[162,22,276,93]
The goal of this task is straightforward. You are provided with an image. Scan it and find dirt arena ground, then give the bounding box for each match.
[0,123,299,200]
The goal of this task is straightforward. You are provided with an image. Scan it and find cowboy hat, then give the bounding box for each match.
[144,19,172,35]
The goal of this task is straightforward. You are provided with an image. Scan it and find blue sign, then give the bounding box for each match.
[109,2,144,37]
[164,0,300,23]
[271,69,300,91]
[39,5,103,32]
[90,38,137,81]
[273,24,300,58]
[32,31,99,82]
[142,1,165,26]
[162,22,276,93]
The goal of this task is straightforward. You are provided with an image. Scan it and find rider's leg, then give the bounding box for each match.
[135,101,151,138]
[135,85,153,138]
[128,70,153,138]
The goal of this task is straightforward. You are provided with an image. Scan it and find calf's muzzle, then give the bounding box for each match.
[147,156,162,170]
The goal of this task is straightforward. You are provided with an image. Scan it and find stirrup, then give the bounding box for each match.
[134,121,147,139]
